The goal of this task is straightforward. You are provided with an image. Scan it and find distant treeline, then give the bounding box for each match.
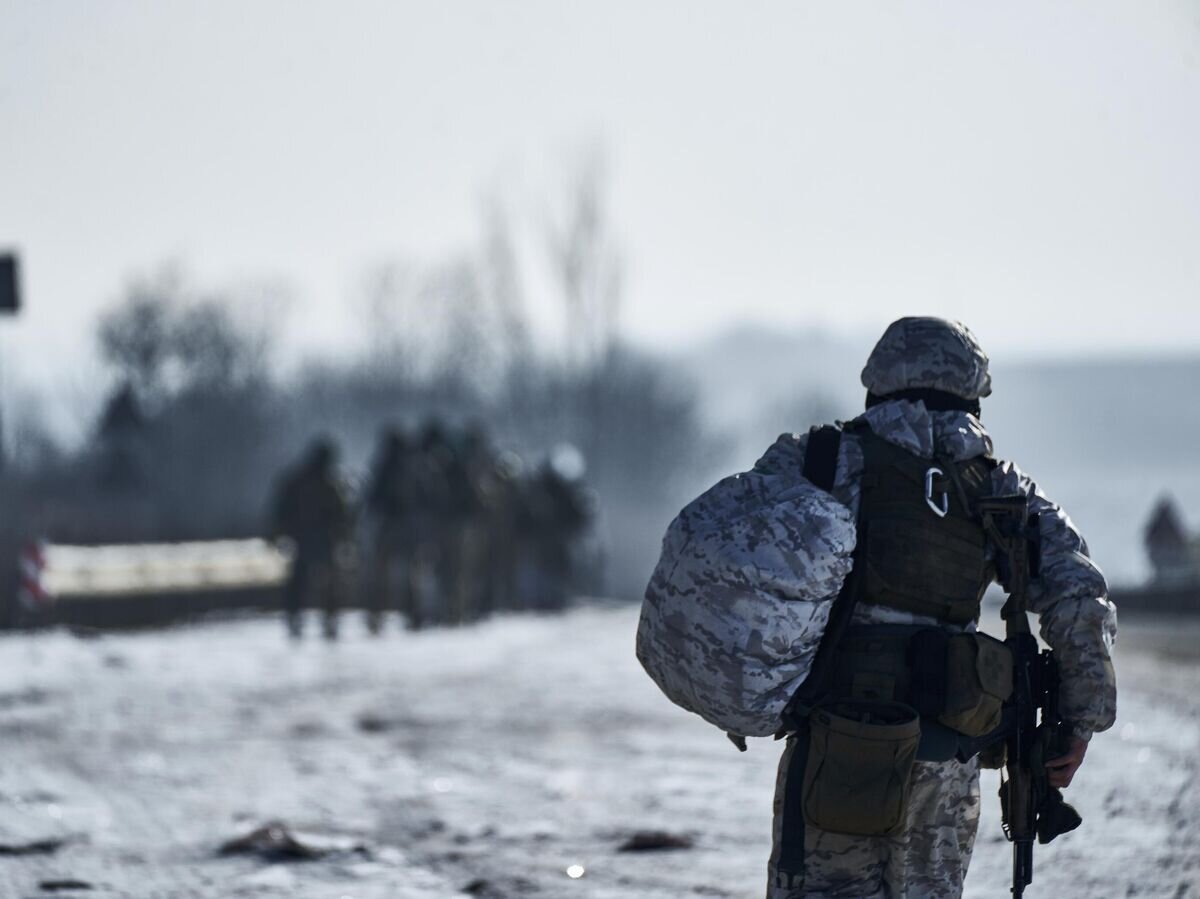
[0,168,724,615]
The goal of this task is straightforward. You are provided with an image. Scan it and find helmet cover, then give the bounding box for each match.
[861,317,992,401]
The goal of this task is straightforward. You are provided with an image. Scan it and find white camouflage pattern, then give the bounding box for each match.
[861,316,993,400]
[641,310,1116,898]
[991,460,1117,738]
[769,745,981,899]
[638,398,1117,742]
[636,468,857,737]
[754,399,1119,895]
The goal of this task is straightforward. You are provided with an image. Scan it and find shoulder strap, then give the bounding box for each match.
[802,424,842,493]
[783,424,863,727]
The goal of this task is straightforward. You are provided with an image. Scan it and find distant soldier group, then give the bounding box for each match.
[269,421,592,639]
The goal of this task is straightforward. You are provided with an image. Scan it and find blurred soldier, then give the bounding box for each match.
[93,382,156,542]
[446,423,496,624]
[362,428,412,634]
[756,318,1117,898]
[270,438,352,639]
[95,383,147,492]
[476,450,525,616]
[1143,496,1196,585]
[405,419,456,629]
[521,451,591,610]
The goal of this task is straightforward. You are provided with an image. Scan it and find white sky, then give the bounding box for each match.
[2,0,1199,396]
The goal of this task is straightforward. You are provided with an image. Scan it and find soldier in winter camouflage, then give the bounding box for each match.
[637,316,1116,899]
[762,317,1116,898]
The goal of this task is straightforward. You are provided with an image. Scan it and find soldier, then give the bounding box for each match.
[362,428,412,634]
[756,318,1118,897]
[95,383,147,493]
[442,423,489,625]
[476,449,525,615]
[270,438,352,639]
[521,453,591,610]
[453,424,507,621]
[405,419,456,628]
[1143,496,1195,584]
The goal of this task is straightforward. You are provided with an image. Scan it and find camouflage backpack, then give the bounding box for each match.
[636,439,856,738]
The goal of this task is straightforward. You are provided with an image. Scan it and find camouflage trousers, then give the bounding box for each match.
[768,739,981,899]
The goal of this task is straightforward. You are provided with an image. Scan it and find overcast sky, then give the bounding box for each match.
[2,0,1199,394]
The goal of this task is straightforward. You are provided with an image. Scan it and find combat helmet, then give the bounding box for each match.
[861,317,991,405]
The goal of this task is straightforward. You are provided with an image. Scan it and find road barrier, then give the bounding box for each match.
[12,538,292,629]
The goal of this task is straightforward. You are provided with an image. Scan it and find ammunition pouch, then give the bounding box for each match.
[830,625,1013,759]
[802,700,920,837]
[938,631,1013,737]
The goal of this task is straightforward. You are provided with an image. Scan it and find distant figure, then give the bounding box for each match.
[96,383,147,492]
[445,423,493,624]
[91,382,157,543]
[362,429,413,634]
[405,419,456,629]
[1144,496,1199,585]
[475,450,525,616]
[520,454,591,610]
[270,439,352,639]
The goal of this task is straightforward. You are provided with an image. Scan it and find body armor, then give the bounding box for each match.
[804,420,1012,763]
[851,423,995,625]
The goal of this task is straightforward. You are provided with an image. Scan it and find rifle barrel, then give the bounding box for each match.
[1012,840,1033,896]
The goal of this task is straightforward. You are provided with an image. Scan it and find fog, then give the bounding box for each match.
[4,1,1200,375]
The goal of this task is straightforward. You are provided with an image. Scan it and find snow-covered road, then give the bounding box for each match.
[1,606,1197,898]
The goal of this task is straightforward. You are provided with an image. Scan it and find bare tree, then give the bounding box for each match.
[97,268,273,407]
[97,269,177,402]
[479,196,532,373]
[545,151,623,371]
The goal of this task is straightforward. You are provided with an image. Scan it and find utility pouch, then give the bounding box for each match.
[938,633,1013,737]
[802,700,920,837]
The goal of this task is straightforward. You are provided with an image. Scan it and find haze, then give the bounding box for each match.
[2,0,1199,393]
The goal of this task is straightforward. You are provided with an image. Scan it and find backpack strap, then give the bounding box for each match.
[802,424,842,493]
[784,423,864,725]
[775,422,861,881]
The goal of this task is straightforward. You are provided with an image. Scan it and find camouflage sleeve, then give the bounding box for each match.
[992,461,1118,740]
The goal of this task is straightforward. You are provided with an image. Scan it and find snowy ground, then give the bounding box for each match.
[1,605,1197,899]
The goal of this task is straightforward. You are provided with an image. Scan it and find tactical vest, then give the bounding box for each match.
[772,420,1011,869]
[850,424,995,625]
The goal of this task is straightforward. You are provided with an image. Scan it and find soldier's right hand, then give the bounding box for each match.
[1045,736,1088,788]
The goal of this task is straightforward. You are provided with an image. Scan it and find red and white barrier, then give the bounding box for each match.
[18,540,51,610]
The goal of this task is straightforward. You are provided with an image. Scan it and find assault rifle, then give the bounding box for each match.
[978,497,1082,897]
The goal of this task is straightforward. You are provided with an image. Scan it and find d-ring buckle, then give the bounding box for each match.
[925,467,949,518]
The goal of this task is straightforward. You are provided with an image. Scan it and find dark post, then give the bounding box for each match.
[0,253,18,623]
[0,254,19,313]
